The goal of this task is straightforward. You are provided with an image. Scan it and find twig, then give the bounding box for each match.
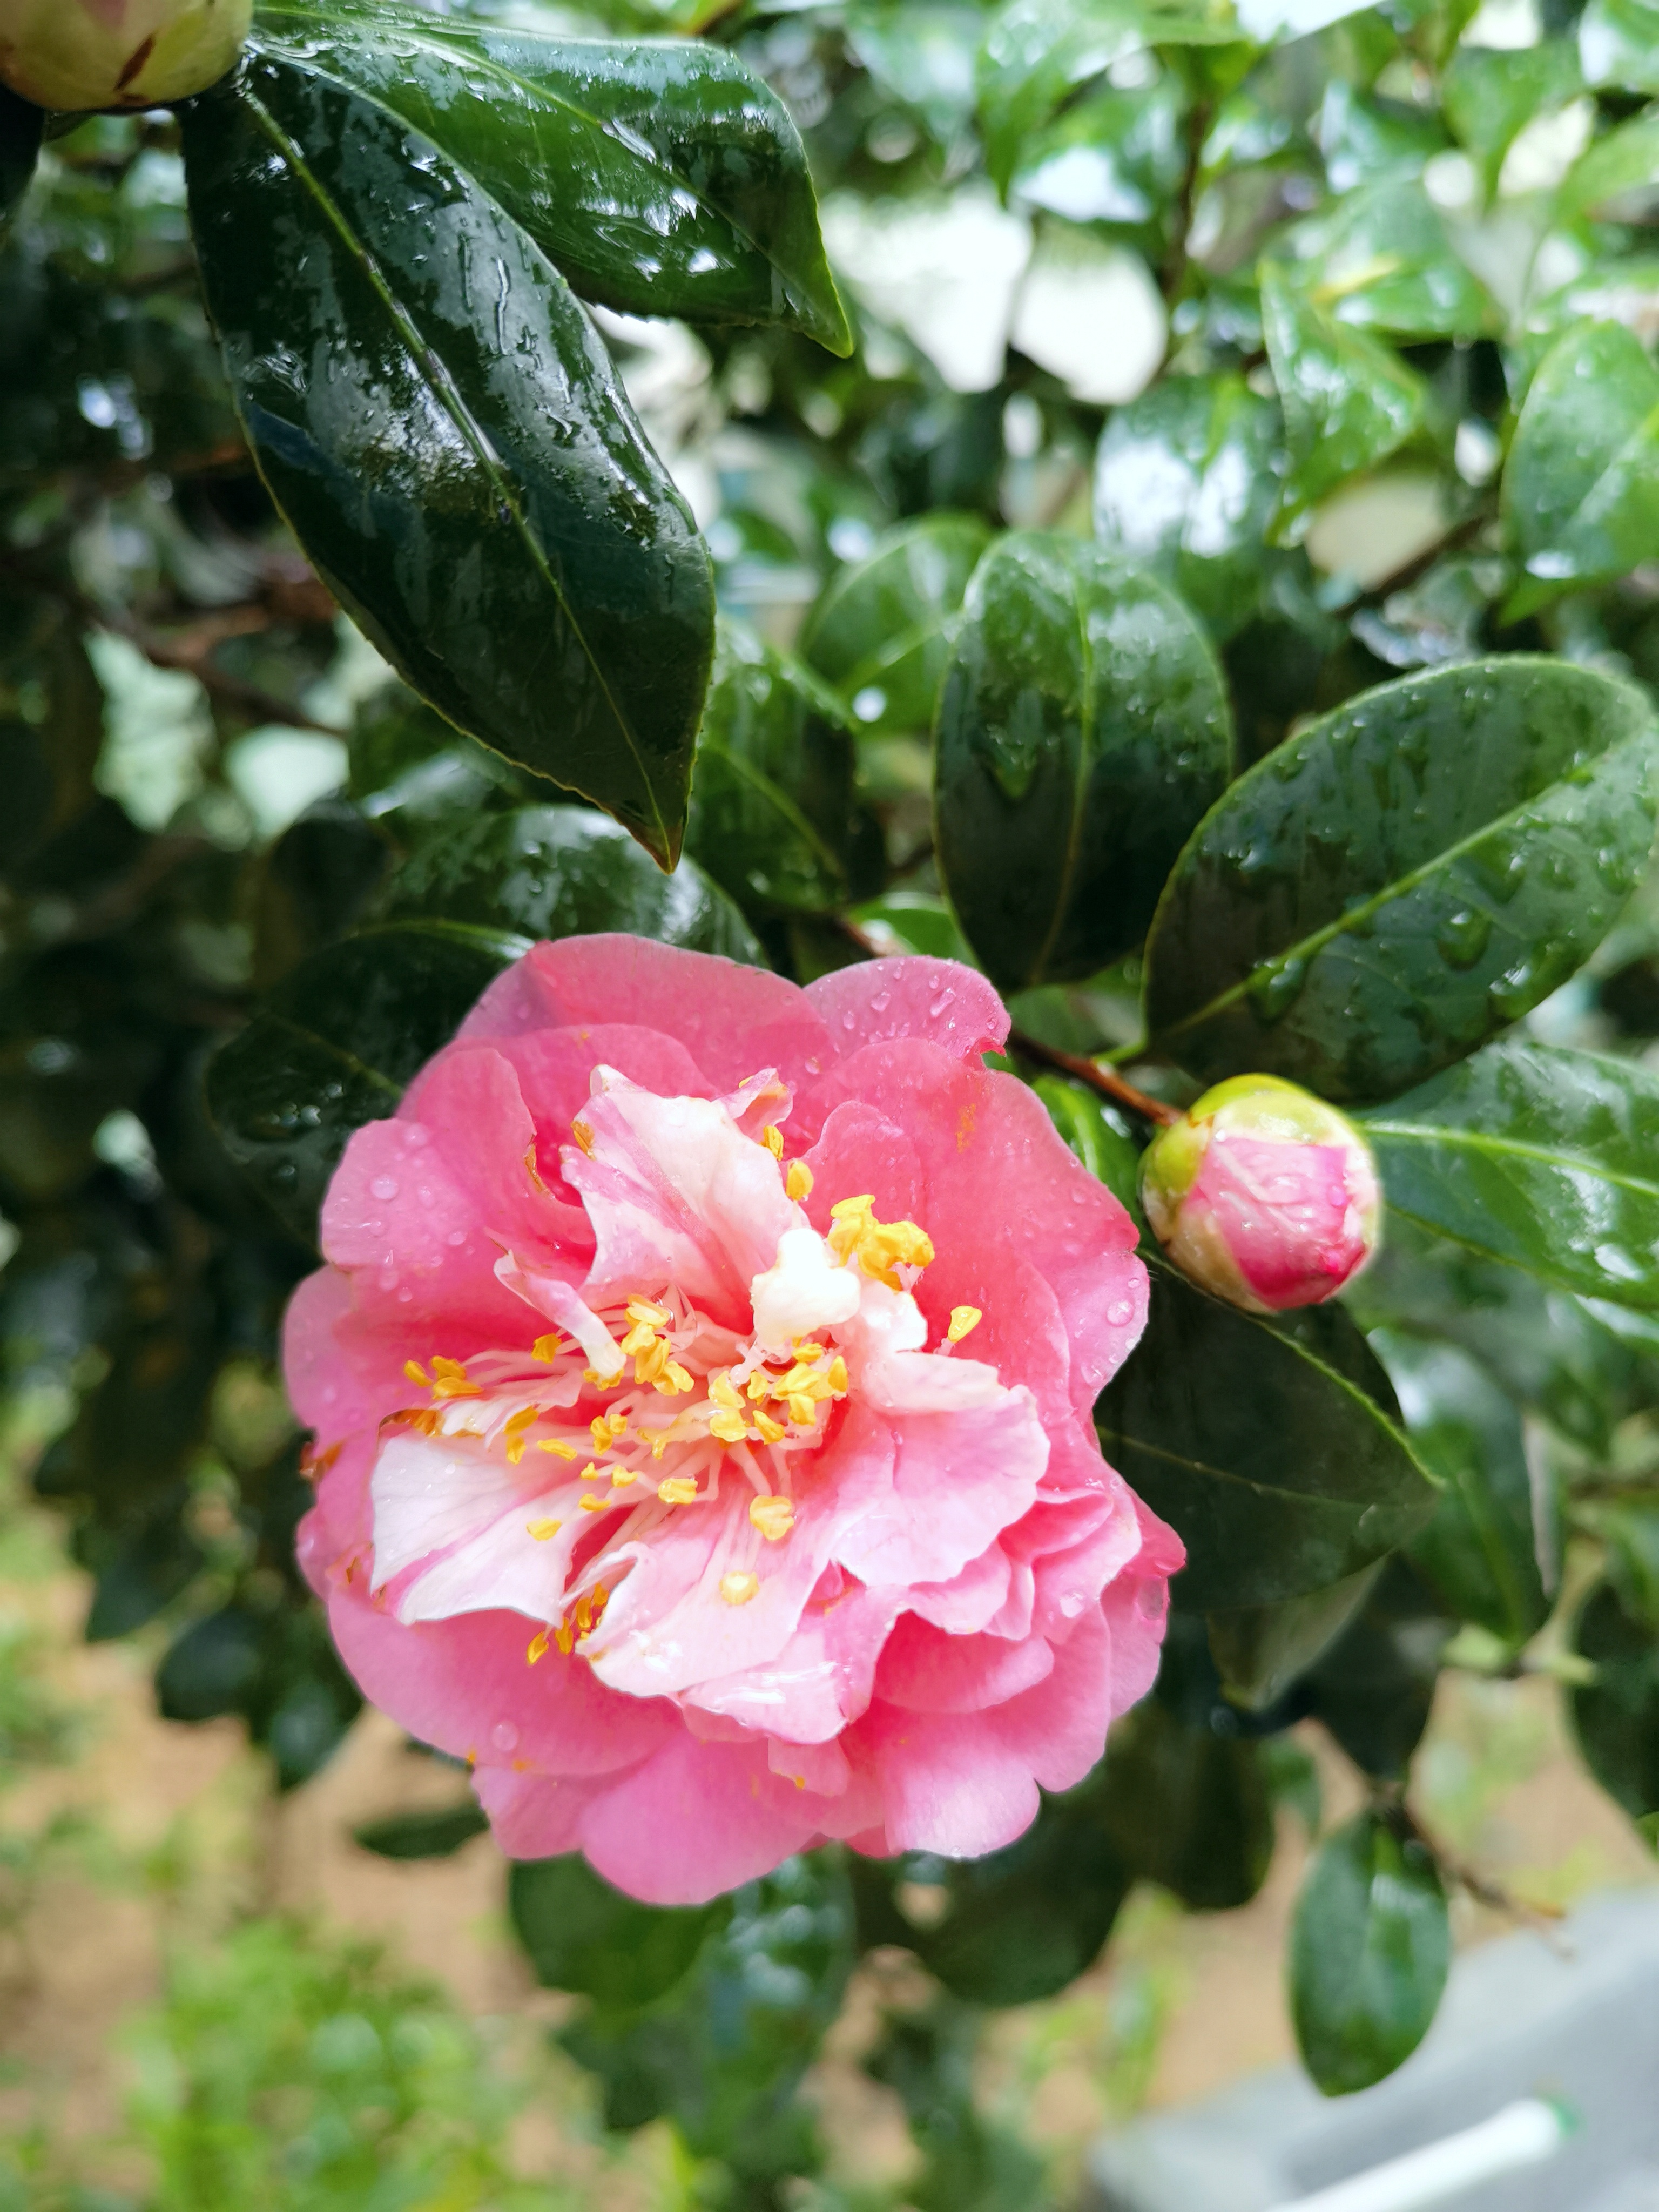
[1351,508,1494,611]
[1160,99,1213,306]
[1008,1028,1181,1128]
[1402,1803,1569,1949]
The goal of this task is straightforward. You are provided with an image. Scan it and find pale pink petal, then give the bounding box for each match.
[481,1023,712,1198]
[834,1390,1049,1594]
[874,1611,1056,1713]
[285,1268,378,1436]
[472,1765,609,1858]
[1097,1501,1183,1720]
[853,1703,1040,1857]
[986,1604,1117,1792]
[369,1429,582,1624]
[795,1100,926,1219]
[805,956,1008,1064]
[687,1577,902,1745]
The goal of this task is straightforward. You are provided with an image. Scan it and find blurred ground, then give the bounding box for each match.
[0,1467,1654,2207]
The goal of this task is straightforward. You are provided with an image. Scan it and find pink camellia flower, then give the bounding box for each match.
[286,935,1181,1904]
[1139,1073,1381,1315]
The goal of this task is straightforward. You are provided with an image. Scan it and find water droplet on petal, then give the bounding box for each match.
[370,1174,400,1201]
[490,1721,519,1752]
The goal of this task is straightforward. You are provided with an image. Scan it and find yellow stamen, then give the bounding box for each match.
[709,1370,744,1412]
[746,1370,771,1402]
[506,1437,527,1465]
[634,1337,670,1385]
[531,1332,563,1363]
[658,1476,699,1505]
[621,1319,659,1356]
[786,1393,817,1426]
[428,1354,481,1400]
[760,1124,784,1160]
[575,1595,593,1633]
[571,1119,595,1156]
[720,1570,760,1606]
[524,1144,550,1196]
[626,1298,672,1326]
[786,1159,813,1202]
[505,1406,539,1434]
[590,1415,613,1453]
[403,1359,430,1386]
[579,1494,609,1513]
[750,1495,795,1541]
[709,1408,750,1444]
[526,1627,551,1664]
[555,1622,575,1655]
[608,1410,629,1439]
[947,1305,983,1345]
[527,1518,563,1541]
[537,1439,577,1460]
[661,1360,695,1394]
[826,1356,848,1395]
[640,1424,677,1459]
[610,1468,638,1488]
[752,1410,786,1445]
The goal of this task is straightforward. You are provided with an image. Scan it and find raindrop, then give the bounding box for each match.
[928,988,957,1017]
[491,1721,520,1752]
[377,1267,400,1292]
[370,1174,400,1201]
[1247,955,1308,1023]
[1436,907,1491,969]
[870,990,892,1014]
[446,1228,467,1247]
[1107,1299,1134,1325]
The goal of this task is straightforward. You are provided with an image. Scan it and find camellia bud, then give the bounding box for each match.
[0,0,249,114]
[1139,1074,1380,1315]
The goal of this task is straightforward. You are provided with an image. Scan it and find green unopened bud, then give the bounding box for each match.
[0,0,249,113]
[1140,1073,1380,1315]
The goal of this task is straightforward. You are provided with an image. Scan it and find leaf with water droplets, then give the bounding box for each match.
[1144,657,1659,1102]
[207,806,756,1244]
[1500,320,1659,622]
[935,532,1233,992]
[180,53,714,866]
[1095,1259,1435,1610]
[249,0,851,352]
[801,514,992,736]
[1362,1038,1659,1312]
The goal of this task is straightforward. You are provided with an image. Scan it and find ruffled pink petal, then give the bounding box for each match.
[472,1765,609,1858]
[480,1022,712,1202]
[804,956,1008,1065]
[985,1603,1118,1792]
[1097,1500,1183,1720]
[874,1611,1056,1714]
[686,1576,903,1745]
[853,1703,1041,1858]
[577,1731,822,1904]
[796,1101,926,1223]
[834,1388,1049,1594]
[459,935,834,1097]
[327,1586,676,1775]
[285,1267,379,1437]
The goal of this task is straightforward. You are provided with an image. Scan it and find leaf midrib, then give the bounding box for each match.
[1365,1116,1659,1204]
[234,77,670,860]
[1151,718,1647,1047]
[254,1,824,331]
[1108,1431,1415,1510]
[702,737,847,888]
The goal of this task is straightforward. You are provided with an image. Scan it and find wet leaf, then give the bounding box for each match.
[935,533,1232,991]
[510,1854,723,2007]
[1144,658,1659,1103]
[1096,1262,1435,1609]
[1260,265,1427,541]
[1100,1695,1276,1910]
[801,514,991,737]
[1279,180,1493,340]
[1291,1808,1450,2096]
[181,55,714,864]
[1444,39,1583,195]
[684,623,855,917]
[354,1804,490,1860]
[250,0,851,351]
[1580,0,1659,94]
[1501,321,1659,622]
[1372,1330,1549,1644]
[1364,1041,1659,1311]
[1092,374,1283,642]
[1569,1577,1659,1843]
[1034,1076,1143,1218]
[1206,1564,1382,1713]
[1304,1558,1452,1779]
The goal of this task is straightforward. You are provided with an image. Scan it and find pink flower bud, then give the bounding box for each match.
[0,0,249,113]
[1139,1074,1380,1314]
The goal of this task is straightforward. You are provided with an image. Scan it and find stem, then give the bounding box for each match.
[1160,97,1213,306]
[1008,1028,1181,1128]
[1400,1800,1569,1946]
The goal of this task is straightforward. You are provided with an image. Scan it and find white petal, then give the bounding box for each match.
[749,1226,861,1352]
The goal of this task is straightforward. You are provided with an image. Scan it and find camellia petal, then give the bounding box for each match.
[288,934,1179,1902]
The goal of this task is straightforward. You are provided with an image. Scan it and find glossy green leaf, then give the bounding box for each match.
[1557,109,1659,220]
[205,926,512,1247]
[1011,76,1186,228]
[850,891,976,965]
[354,1804,490,1860]
[1096,1263,1435,1609]
[558,1855,853,2185]
[1372,1330,1548,1644]
[1569,1577,1659,1844]
[864,1791,1130,2006]
[975,0,1235,193]
[935,534,1233,992]
[1260,265,1427,541]
[1291,1809,1451,2096]
[181,56,714,865]
[0,84,41,242]
[510,1854,723,2008]
[376,805,761,964]
[1364,1041,1659,1311]
[1501,321,1659,622]
[1092,375,1282,643]
[158,1602,361,1790]
[1304,1558,1451,1779]
[1279,181,1493,340]
[251,0,851,352]
[684,623,855,918]
[801,515,991,737]
[1100,1695,1275,1910]
[1443,39,1583,195]
[1580,0,1659,93]
[846,3,984,141]
[1144,658,1659,1103]
[252,800,397,989]
[1206,1563,1382,1714]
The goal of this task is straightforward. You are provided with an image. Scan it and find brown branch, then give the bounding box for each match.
[1160,99,1213,307]
[1007,1028,1181,1128]
[1401,1803,1568,1947]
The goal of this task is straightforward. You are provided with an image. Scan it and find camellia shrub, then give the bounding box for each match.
[3,0,1659,2194]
